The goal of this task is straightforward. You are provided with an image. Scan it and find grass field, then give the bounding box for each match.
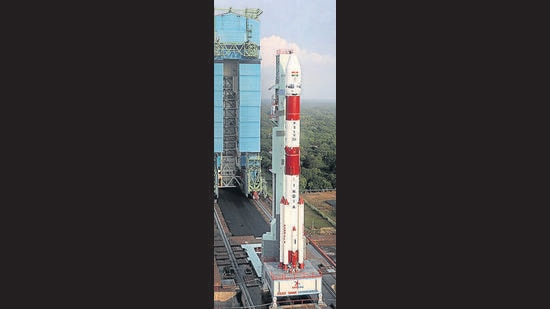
[302,191,336,234]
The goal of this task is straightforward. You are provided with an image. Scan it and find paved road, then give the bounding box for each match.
[217,187,270,237]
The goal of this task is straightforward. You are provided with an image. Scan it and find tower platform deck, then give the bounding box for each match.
[262,260,323,298]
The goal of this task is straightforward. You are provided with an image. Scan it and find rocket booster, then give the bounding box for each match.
[279,53,305,271]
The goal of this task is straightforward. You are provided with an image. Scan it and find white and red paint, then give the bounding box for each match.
[278,52,305,272]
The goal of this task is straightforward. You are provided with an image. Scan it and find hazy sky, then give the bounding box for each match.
[214,0,336,102]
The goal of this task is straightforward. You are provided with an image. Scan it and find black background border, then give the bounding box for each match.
[2,2,547,308]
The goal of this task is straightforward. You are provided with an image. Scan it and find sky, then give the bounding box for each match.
[214,0,336,102]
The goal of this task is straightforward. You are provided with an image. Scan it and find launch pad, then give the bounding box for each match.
[262,260,324,306]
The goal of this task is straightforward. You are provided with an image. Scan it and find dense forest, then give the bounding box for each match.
[260,99,336,192]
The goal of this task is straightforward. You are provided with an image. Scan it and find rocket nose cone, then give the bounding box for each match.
[285,53,301,96]
[286,54,301,71]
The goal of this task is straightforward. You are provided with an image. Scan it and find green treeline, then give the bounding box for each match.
[260,100,336,191]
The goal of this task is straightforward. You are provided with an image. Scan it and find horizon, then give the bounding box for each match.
[261,98,336,105]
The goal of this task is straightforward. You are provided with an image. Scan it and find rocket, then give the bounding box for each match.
[279,52,305,271]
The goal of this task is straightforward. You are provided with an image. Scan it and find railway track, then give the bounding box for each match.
[214,206,256,308]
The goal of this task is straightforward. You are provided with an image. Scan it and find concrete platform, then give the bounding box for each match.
[262,260,324,308]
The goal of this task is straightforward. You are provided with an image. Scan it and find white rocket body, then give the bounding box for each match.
[279,53,305,271]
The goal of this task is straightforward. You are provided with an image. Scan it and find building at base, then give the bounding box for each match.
[262,260,324,308]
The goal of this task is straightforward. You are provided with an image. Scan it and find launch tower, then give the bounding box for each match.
[214,8,265,199]
[261,50,325,308]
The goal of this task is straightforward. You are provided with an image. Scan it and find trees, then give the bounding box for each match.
[260,100,336,191]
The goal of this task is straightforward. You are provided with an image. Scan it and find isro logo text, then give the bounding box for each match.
[292,280,304,289]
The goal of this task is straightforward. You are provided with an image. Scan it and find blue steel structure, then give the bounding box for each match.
[214,8,265,199]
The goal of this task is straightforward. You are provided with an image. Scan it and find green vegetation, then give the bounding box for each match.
[260,99,336,193]
[304,206,333,231]
[304,200,336,225]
